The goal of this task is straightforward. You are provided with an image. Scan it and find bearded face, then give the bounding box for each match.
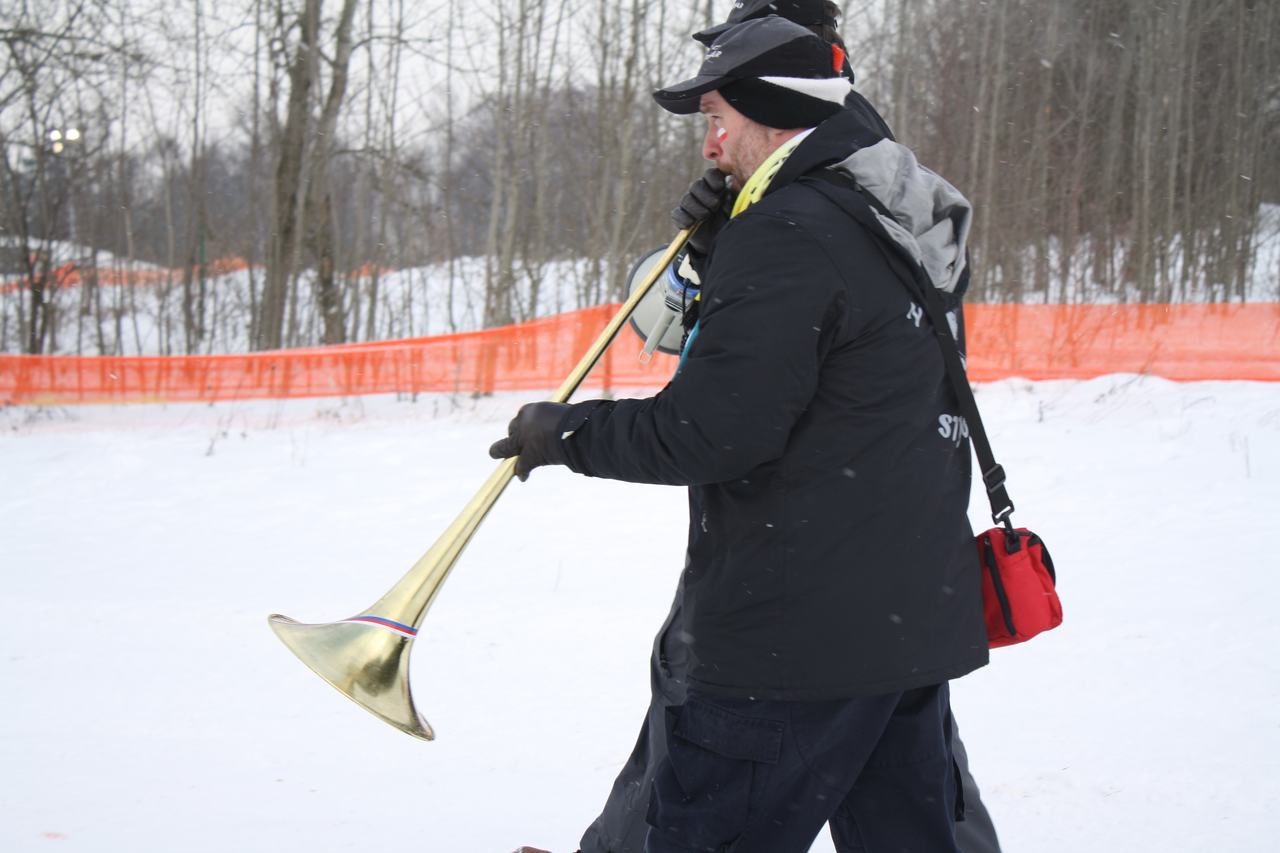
[699,90,776,188]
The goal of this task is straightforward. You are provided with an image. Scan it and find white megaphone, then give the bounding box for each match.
[625,248,702,360]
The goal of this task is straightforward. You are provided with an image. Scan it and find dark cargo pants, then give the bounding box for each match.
[645,684,959,853]
[579,589,1002,853]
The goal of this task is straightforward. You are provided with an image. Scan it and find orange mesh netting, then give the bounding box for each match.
[1,303,1277,406]
[963,303,1280,382]
[0,258,254,293]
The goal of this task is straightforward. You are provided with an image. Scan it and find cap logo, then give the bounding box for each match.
[705,46,722,60]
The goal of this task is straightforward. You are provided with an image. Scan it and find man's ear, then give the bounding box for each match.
[767,127,805,145]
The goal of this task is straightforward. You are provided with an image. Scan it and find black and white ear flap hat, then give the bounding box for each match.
[653,16,851,128]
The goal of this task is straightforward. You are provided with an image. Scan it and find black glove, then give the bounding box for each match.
[488,402,570,481]
[671,167,733,259]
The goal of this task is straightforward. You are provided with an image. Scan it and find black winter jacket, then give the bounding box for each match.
[560,110,989,699]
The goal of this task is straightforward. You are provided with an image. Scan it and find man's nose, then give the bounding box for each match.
[702,127,721,162]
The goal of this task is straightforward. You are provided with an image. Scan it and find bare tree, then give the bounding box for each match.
[257,0,357,350]
[0,0,127,352]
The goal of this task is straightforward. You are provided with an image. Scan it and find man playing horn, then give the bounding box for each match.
[493,13,987,853]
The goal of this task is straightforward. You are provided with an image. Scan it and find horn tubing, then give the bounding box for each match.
[270,227,693,737]
[374,226,692,622]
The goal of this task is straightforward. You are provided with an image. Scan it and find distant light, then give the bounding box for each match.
[52,141,64,154]
[65,128,81,142]
[49,129,62,142]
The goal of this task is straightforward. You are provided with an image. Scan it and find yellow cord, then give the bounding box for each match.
[729,133,807,219]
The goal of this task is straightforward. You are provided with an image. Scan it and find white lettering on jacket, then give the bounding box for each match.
[938,413,970,447]
[906,301,924,328]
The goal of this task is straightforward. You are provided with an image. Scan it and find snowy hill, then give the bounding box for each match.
[1,376,1278,851]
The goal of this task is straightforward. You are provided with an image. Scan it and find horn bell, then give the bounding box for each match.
[268,613,434,741]
[267,229,694,740]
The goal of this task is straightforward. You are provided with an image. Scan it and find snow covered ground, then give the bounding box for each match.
[2,375,1278,852]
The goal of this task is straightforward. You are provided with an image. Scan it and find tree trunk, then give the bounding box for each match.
[261,0,320,350]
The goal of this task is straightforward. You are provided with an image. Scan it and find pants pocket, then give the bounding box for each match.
[646,697,783,852]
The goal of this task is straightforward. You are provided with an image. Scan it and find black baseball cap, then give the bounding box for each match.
[694,0,837,45]
[653,16,846,117]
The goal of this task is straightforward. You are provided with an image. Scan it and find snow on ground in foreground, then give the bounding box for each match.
[1,376,1278,852]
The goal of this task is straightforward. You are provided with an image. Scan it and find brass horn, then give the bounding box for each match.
[269,229,693,740]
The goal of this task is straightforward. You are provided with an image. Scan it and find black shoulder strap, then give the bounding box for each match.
[804,173,1014,527]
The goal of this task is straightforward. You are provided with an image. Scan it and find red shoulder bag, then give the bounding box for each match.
[808,176,1063,648]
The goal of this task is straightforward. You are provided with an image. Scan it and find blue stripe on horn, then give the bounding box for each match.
[351,615,418,636]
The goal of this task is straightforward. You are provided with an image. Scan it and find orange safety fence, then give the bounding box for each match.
[1,302,1277,406]
[0,256,386,294]
[963,303,1280,382]
[0,257,254,293]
